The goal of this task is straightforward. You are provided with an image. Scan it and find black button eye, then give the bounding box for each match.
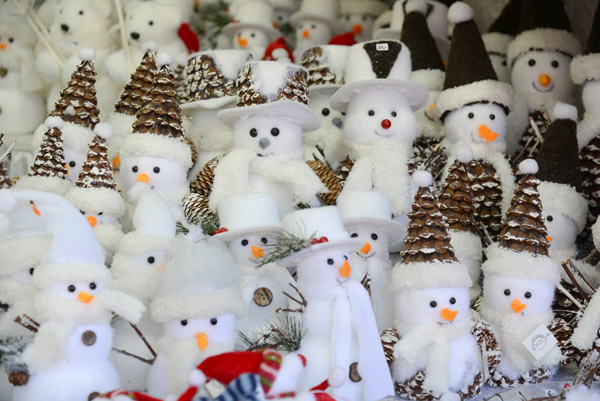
[79,10,84,15]
[525,292,532,299]
[450,297,456,304]
[551,60,559,68]
[149,21,153,26]
[153,167,160,174]
[501,60,507,66]
[210,318,218,325]
[249,128,258,137]
[29,268,34,275]
[371,233,378,240]
[528,59,536,66]
[368,110,375,116]
[430,301,437,308]
[8,38,13,43]
[327,258,334,265]
[547,215,553,222]
[271,127,280,137]
[69,161,76,167]
[132,166,138,173]
[180,319,187,326]
[241,239,249,246]
[147,256,155,264]
[468,112,474,119]
[344,255,348,260]
[490,114,495,120]
[80,210,85,215]
[261,237,268,244]
[251,33,255,38]
[504,289,511,296]
[237,32,242,37]
[350,233,358,238]
[311,24,316,29]
[391,111,397,117]
[68,285,76,292]
[89,282,96,290]
[322,108,330,116]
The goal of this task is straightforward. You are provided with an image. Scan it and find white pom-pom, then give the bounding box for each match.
[455,147,473,164]
[94,122,113,140]
[44,116,64,130]
[412,170,433,188]
[440,392,461,401]
[0,214,9,235]
[188,368,207,387]
[552,102,577,122]
[157,52,173,67]
[447,2,473,24]
[405,0,427,15]
[0,189,17,212]
[78,46,96,61]
[518,159,538,175]
[328,366,346,388]
[143,41,158,53]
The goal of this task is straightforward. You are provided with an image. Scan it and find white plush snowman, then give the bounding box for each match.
[147,234,245,399]
[5,189,144,401]
[338,1,389,42]
[330,39,428,249]
[290,0,340,62]
[213,192,296,339]
[337,190,403,332]
[505,0,580,155]
[277,206,394,401]
[270,0,299,41]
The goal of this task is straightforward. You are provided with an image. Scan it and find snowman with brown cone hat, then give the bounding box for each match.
[435,2,515,242]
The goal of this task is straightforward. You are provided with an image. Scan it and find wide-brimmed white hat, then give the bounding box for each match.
[289,0,341,32]
[222,0,281,42]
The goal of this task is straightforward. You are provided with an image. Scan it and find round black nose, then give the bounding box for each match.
[61,24,69,32]
[130,32,140,40]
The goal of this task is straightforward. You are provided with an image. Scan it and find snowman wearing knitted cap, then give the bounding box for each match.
[277,206,394,401]
[4,189,145,401]
[481,160,570,387]
[119,52,193,223]
[506,0,580,156]
[147,234,245,399]
[212,192,296,338]
[331,39,428,247]
[434,2,515,241]
[389,171,493,401]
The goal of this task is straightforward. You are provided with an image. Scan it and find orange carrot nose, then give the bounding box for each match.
[441,308,458,322]
[352,24,363,35]
[31,202,41,216]
[546,236,553,242]
[137,173,149,183]
[87,216,97,228]
[112,155,120,169]
[273,22,279,28]
[0,43,7,50]
[251,245,264,258]
[78,291,94,303]
[339,260,351,278]
[478,124,499,142]
[360,242,371,255]
[302,29,309,39]
[511,299,527,314]
[237,37,248,47]
[196,332,208,351]
[428,102,435,116]
[156,264,166,272]
[538,73,551,87]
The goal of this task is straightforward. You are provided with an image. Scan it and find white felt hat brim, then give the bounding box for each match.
[330,79,429,112]
[218,100,321,131]
[309,84,343,96]
[343,218,404,248]
[222,22,281,42]
[277,238,363,266]
[212,226,283,243]
[289,12,342,33]
[180,95,237,112]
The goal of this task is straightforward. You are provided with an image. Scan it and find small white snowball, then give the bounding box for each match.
[412,170,433,187]
[518,159,539,175]
[455,147,473,164]
[78,46,96,61]
[447,2,473,24]
[94,122,113,140]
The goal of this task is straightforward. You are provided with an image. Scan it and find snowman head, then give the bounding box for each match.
[483,273,555,315]
[443,102,508,149]
[582,80,600,113]
[227,234,275,267]
[164,312,237,348]
[308,93,345,130]
[78,210,118,228]
[120,155,188,193]
[64,145,87,183]
[349,228,389,260]
[339,13,377,42]
[296,247,353,285]
[511,50,574,99]
[395,286,470,328]
[542,209,577,252]
[233,28,271,51]
[231,115,303,156]
[343,89,417,145]
[296,19,332,44]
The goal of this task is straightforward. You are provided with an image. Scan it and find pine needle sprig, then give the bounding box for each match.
[257,230,316,266]
[237,316,304,352]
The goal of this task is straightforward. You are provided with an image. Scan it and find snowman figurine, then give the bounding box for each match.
[180,49,252,176]
[290,0,341,62]
[481,160,570,386]
[506,0,580,156]
[390,170,493,401]
[337,190,403,332]
[300,45,349,168]
[330,39,428,248]
[434,2,515,240]
[212,192,296,339]
[277,206,394,401]
[270,0,299,42]
[7,189,145,401]
[338,1,389,42]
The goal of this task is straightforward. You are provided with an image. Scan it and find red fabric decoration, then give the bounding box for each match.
[213,227,229,235]
[263,37,294,63]
[328,32,357,46]
[311,236,329,245]
[178,22,200,53]
[98,390,163,400]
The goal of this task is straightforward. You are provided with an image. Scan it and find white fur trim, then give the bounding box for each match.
[405,0,427,15]
[577,112,600,150]
[391,260,472,290]
[507,29,581,66]
[482,32,513,55]
[570,53,600,84]
[481,243,560,284]
[411,69,445,91]
[78,47,96,62]
[412,170,432,187]
[106,112,135,138]
[14,176,72,196]
[34,262,111,289]
[66,187,125,217]
[538,181,588,233]
[447,2,473,24]
[45,116,64,130]
[157,52,172,67]
[434,80,514,121]
[518,159,538,175]
[62,121,96,153]
[0,235,50,277]
[119,133,193,168]
[449,230,482,262]
[150,287,246,323]
[571,290,600,350]
[552,102,577,121]
[117,233,170,255]
[94,122,113,140]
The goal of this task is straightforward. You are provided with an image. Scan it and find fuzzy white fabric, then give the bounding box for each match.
[482,243,561,285]
[208,149,326,212]
[549,247,600,290]
[391,260,472,290]
[151,287,246,323]
[449,230,482,262]
[411,69,445,91]
[154,186,190,208]
[106,112,136,138]
[111,260,163,304]
[363,257,395,332]
[447,2,473,24]
[93,224,123,259]
[33,262,112,290]
[22,321,76,373]
[58,122,96,153]
[434,80,514,122]
[577,111,600,150]
[120,133,193,168]
[117,233,169,257]
[482,32,513,55]
[0,280,35,337]
[96,288,146,324]
[303,125,347,168]
[570,54,600,84]
[66,187,125,217]
[571,290,600,350]
[345,140,412,216]
[0,235,50,277]
[552,102,577,121]
[594,219,600,251]
[14,176,72,196]
[507,29,581,66]
[538,181,588,233]
[416,113,445,139]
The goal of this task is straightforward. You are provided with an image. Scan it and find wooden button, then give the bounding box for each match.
[82,330,96,346]
[253,287,273,307]
[349,362,362,382]
[0,68,7,78]
[88,392,100,400]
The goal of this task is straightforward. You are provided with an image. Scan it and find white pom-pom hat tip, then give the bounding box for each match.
[328,366,346,388]
[552,102,577,122]
[412,170,433,188]
[157,52,173,67]
[448,2,473,24]
[94,122,113,140]
[455,147,473,164]
[143,41,158,53]
[44,116,64,130]
[188,369,207,387]
[406,0,428,15]
[78,47,96,61]
[518,159,539,175]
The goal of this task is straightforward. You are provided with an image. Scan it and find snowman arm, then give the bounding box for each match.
[97,289,146,324]
[306,159,342,206]
[183,156,221,223]
[22,322,72,373]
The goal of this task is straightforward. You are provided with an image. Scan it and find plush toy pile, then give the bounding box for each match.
[2,0,600,401]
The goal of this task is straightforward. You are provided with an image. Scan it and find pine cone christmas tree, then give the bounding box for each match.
[439,157,480,236]
[580,136,600,246]
[0,134,11,189]
[466,160,504,239]
[29,119,68,180]
[76,126,117,191]
[114,44,158,117]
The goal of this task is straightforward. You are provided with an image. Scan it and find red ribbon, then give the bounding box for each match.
[213,227,228,235]
[311,236,328,245]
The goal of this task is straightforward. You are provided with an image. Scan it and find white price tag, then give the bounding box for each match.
[522,324,558,361]
[205,380,226,398]
[376,43,389,51]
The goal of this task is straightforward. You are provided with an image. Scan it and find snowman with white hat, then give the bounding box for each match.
[331,39,429,249]
[276,206,394,401]
[269,0,300,42]
[3,189,145,401]
[338,0,389,42]
[290,0,341,62]
[212,192,296,338]
[337,190,402,332]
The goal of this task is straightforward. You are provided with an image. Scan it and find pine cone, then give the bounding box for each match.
[8,371,29,386]
[307,159,342,206]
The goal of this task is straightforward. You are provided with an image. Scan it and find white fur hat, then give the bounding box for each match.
[222,0,281,41]
[329,39,429,112]
[150,235,245,323]
[289,0,341,32]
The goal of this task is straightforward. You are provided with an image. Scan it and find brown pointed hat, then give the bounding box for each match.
[571,1,600,84]
[482,0,523,57]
